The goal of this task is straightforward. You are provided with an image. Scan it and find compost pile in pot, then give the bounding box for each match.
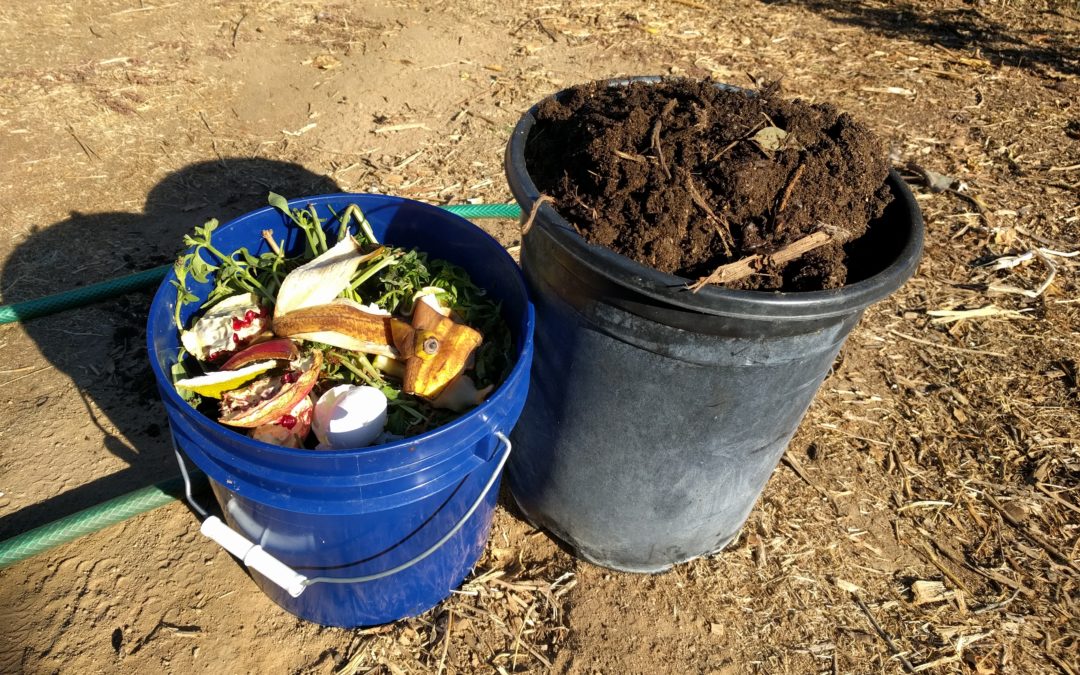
[525,79,894,291]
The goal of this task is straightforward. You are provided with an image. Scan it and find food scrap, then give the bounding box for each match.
[170,194,511,449]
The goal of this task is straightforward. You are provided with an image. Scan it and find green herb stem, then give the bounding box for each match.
[350,254,399,291]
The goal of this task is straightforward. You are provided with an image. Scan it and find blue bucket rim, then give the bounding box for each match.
[147,192,535,461]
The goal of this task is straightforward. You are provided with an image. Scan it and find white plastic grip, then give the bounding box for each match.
[200,516,309,598]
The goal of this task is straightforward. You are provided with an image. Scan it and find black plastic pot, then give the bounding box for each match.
[503,79,925,573]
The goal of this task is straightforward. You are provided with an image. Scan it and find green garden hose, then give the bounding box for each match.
[0,203,522,568]
[0,203,522,325]
[0,472,208,570]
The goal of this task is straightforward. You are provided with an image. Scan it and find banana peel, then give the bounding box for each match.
[399,300,482,400]
[272,291,482,402]
[273,299,411,359]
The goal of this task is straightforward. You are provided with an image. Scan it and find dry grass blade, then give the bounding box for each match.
[927,305,1031,325]
[887,330,1008,358]
[850,592,918,674]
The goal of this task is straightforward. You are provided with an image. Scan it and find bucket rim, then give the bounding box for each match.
[147,191,535,460]
[504,76,925,321]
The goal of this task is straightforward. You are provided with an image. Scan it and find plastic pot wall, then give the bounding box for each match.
[503,79,924,572]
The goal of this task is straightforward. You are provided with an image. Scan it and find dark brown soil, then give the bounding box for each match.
[525,79,895,291]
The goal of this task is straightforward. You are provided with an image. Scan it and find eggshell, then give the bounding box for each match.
[312,385,388,449]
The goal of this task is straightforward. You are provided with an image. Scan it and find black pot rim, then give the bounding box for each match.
[504,76,925,321]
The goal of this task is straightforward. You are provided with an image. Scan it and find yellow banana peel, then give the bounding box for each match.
[400,300,482,399]
[273,300,411,359]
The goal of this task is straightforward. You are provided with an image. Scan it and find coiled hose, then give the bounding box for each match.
[0,202,522,569]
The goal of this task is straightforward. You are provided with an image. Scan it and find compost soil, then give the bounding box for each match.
[525,79,894,291]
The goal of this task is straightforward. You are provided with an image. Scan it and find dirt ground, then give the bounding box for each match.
[1,0,1077,673]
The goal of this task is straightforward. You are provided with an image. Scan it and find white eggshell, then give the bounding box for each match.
[312,385,388,449]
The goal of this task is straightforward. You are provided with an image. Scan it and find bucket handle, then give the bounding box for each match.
[174,432,512,598]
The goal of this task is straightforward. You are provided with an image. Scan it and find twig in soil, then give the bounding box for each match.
[372,123,430,134]
[688,230,831,291]
[613,150,647,163]
[0,364,54,388]
[850,592,918,674]
[924,534,1036,599]
[970,591,1020,615]
[984,248,1076,299]
[1046,652,1078,675]
[686,178,733,256]
[926,305,1031,325]
[710,120,767,162]
[536,18,559,43]
[231,11,247,48]
[981,492,1080,572]
[67,124,99,161]
[910,540,974,598]
[436,610,453,675]
[905,162,994,229]
[670,0,708,9]
[774,162,806,223]
[886,329,1008,358]
[1035,482,1080,516]
[521,195,554,236]
[651,99,677,180]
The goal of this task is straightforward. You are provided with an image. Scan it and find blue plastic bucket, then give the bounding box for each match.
[146,194,534,627]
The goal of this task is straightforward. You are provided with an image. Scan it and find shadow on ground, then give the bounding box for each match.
[0,160,339,539]
[761,0,1079,76]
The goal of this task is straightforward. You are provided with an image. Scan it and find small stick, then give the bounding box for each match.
[710,121,766,162]
[1035,482,1080,516]
[651,99,677,180]
[686,179,733,256]
[435,610,453,675]
[1046,652,1078,675]
[67,124,99,161]
[651,120,670,180]
[688,230,831,292]
[776,162,806,216]
[887,330,1008,358]
[231,11,247,48]
[613,150,647,163]
[521,195,554,236]
[261,230,284,257]
[928,538,1036,598]
[536,18,559,42]
[850,592,918,674]
[912,540,974,597]
[983,492,1080,572]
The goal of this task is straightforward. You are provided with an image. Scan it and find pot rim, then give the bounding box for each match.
[504,76,925,321]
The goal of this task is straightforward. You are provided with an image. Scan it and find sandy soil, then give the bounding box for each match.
[1,0,1077,673]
